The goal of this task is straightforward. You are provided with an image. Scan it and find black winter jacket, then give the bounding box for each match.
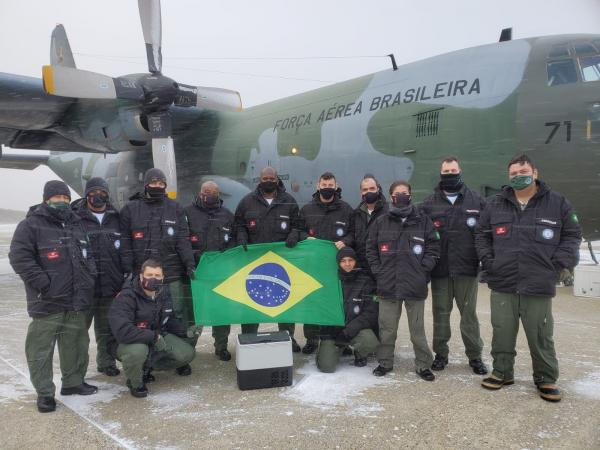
[420,184,486,278]
[119,194,195,283]
[350,193,388,270]
[184,198,235,265]
[475,181,582,297]
[9,204,96,317]
[299,191,354,243]
[108,277,187,346]
[234,183,300,244]
[366,205,440,300]
[71,199,123,298]
[320,270,379,340]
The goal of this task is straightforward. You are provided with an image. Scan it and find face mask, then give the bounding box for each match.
[47,200,70,210]
[88,194,107,209]
[362,191,379,204]
[142,277,163,292]
[510,175,533,191]
[259,181,277,194]
[202,194,220,208]
[391,193,411,207]
[146,186,166,198]
[319,188,336,200]
[440,173,463,193]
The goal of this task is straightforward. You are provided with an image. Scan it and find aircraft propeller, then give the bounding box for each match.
[41,0,242,199]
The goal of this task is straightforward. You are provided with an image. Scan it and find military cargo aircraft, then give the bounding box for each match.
[1,0,599,249]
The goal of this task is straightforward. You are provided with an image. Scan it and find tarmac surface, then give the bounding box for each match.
[0,223,599,449]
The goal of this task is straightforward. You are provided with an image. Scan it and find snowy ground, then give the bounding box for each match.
[0,225,599,449]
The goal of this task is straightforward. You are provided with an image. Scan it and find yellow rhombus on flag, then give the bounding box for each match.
[212,251,322,317]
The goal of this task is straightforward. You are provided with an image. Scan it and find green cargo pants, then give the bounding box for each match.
[431,276,483,360]
[489,291,559,384]
[277,323,319,343]
[377,298,433,371]
[170,280,199,347]
[116,333,195,388]
[85,296,116,371]
[316,329,379,373]
[25,311,90,397]
[212,325,230,352]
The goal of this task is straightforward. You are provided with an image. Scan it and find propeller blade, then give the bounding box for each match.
[138,0,162,73]
[148,111,177,199]
[50,25,76,68]
[42,66,145,101]
[42,65,116,99]
[175,84,243,112]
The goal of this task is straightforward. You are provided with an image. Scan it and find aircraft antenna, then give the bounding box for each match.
[388,54,398,71]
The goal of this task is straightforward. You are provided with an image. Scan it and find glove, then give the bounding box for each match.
[186,324,203,338]
[558,268,572,283]
[187,267,196,280]
[154,335,167,352]
[238,238,248,252]
[285,232,298,248]
[334,331,350,348]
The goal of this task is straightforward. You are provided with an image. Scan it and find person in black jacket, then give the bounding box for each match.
[234,166,301,348]
[72,177,123,377]
[420,157,487,375]
[297,171,354,354]
[366,181,440,380]
[185,180,236,361]
[317,247,379,373]
[108,259,195,398]
[475,154,581,402]
[119,168,196,375]
[9,180,98,413]
[350,175,388,273]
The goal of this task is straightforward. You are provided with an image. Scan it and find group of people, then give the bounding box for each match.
[8,153,581,413]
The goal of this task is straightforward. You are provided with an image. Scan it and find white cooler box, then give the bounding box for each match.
[574,264,600,298]
[236,331,293,390]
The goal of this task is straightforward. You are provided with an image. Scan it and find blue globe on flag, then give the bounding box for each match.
[245,263,291,307]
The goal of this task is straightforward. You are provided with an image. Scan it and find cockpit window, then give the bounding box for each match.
[549,46,570,58]
[574,43,598,55]
[547,60,578,86]
[580,55,600,82]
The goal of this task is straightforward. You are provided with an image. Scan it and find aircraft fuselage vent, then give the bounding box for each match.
[414,107,443,138]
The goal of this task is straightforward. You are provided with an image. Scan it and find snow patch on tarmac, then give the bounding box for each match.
[281,360,392,415]
[570,371,600,400]
[0,363,32,402]
[58,379,128,416]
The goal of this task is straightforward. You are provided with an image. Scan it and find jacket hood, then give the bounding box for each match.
[499,179,550,204]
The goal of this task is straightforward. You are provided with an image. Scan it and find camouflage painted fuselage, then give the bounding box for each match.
[1,34,599,237]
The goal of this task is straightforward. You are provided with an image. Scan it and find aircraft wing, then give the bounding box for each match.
[0,72,73,131]
[0,148,49,170]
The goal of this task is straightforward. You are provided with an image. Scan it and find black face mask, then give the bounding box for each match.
[88,194,108,209]
[362,191,379,204]
[142,277,163,292]
[146,186,166,198]
[319,188,336,201]
[440,173,463,193]
[391,193,411,207]
[202,194,220,208]
[259,181,277,194]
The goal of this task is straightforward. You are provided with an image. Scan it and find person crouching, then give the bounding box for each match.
[108,259,196,398]
[317,247,379,373]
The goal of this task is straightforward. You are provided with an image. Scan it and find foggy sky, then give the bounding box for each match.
[1,0,599,210]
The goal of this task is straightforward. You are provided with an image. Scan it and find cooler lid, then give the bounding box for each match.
[237,331,291,345]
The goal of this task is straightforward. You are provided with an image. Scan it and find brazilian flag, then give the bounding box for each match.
[191,239,344,326]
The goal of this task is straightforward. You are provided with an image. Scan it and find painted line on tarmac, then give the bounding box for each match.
[0,355,137,450]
